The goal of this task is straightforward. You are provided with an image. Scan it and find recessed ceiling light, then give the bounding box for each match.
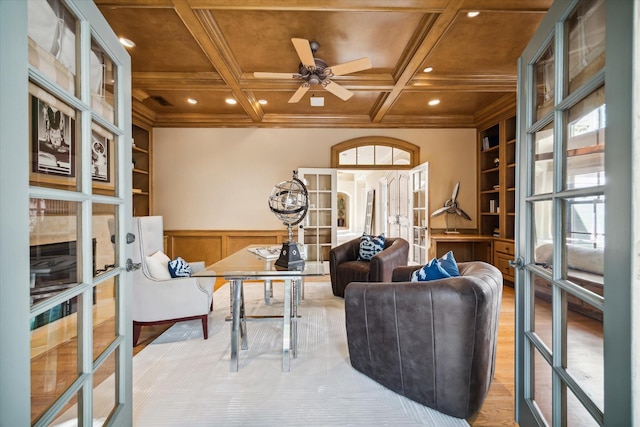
[467,11,480,18]
[119,37,136,48]
[428,99,440,106]
[225,98,237,105]
[258,99,268,105]
[423,67,433,73]
[187,98,198,105]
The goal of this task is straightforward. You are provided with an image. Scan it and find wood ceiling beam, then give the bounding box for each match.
[170,0,264,122]
[186,0,449,12]
[370,0,464,123]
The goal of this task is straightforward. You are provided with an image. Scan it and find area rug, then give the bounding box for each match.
[130,281,469,426]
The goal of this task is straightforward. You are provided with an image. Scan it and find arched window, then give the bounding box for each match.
[331,136,420,169]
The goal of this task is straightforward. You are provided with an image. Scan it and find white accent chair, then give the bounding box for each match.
[130,216,214,346]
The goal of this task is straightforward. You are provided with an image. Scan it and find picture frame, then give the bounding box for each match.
[30,95,76,185]
[91,125,115,193]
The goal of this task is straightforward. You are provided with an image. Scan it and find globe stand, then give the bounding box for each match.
[275,225,304,270]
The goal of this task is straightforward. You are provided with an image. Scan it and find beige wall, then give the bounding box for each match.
[152,127,477,231]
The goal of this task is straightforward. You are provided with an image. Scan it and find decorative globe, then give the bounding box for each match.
[268,172,309,230]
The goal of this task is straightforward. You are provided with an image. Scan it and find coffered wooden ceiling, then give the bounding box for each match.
[95,0,552,128]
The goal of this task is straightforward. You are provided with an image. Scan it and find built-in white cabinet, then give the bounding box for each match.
[298,168,337,264]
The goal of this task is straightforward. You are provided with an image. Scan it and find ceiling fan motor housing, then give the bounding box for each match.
[299,58,329,85]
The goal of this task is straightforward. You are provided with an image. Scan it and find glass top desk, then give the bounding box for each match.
[193,245,325,372]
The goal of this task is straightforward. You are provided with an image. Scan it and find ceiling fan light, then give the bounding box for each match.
[308,75,321,85]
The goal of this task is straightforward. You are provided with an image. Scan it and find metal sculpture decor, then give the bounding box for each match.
[268,171,309,269]
[430,181,471,234]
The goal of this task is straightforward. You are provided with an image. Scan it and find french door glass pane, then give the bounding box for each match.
[533,276,553,349]
[28,0,78,96]
[567,387,600,426]
[92,124,117,197]
[566,88,605,190]
[533,348,553,425]
[90,38,116,124]
[567,0,606,93]
[93,204,116,278]
[533,123,554,195]
[565,196,605,249]
[535,41,555,121]
[566,299,604,411]
[533,200,553,248]
[30,199,81,308]
[93,278,117,360]
[29,91,79,191]
[30,299,79,423]
[92,350,118,422]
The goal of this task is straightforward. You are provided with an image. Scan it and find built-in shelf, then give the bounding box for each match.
[132,123,152,216]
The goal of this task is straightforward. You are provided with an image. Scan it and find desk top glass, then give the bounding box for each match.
[193,244,325,279]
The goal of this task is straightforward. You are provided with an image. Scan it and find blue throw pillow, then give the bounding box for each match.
[168,257,192,278]
[411,257,452,282]
[438,251,460,277]
[357,233,385,261]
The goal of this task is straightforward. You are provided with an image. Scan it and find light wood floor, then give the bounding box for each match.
[32,277,603,426]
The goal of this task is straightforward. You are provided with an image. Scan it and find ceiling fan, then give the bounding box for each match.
[253,38,372,103]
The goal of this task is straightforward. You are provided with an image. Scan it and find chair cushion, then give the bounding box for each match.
[168,257,192,278]
[145,251,172,280]
[411,258,451,282]
[357,233,385,261]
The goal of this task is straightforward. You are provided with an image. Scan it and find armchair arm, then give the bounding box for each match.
[329,237,361,286]
[132,272,214,322]
[369,238,409,282]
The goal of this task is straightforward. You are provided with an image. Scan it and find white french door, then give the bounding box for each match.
[515,1,635,426]
[385,170,411,242]
[0,1,133,425]
[410,162,429,265]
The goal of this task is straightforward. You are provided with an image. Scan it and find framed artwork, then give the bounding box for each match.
[91,126,115,193]
[31,95,75,181]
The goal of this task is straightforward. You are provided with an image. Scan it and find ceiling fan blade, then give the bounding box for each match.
[327,57,372,76]
[322,80,353,101]
[291,38,316,68]
[451,181,460,202]
[288,83,310,103]
[430,206,449,217]
[254,72,301,79]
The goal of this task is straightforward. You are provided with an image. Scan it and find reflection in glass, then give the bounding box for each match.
[30,300,79,423]
[93,204,116,278]
[29,91,78,191]
[535,41,555,120]
[567,0,606,93]
[27,0,78,95]
[30,200,81,312]
[91,124,116,197]
[91,38,116,124]
[92,351,118,421]
[533,123,554,195]
[93,278,117,360]
[566,89,605,190]
[566,298,603,412]
[533,348,552,425]
[565,196,605,249]
[532,200,553,251]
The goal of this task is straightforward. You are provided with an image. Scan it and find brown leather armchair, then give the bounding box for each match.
[344,262,503,419]
[329,237,409,297]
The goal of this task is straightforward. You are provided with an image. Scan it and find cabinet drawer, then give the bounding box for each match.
[494,240,514,255]
[494,253,514,281]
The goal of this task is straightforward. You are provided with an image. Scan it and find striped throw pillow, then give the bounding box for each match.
[168,257,192,278]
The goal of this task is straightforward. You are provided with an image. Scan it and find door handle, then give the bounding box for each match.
[126,258,141,272]
[508,257,524,269]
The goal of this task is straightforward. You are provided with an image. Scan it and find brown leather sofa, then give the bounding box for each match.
[329,237,409,297]
[344,261,503,419]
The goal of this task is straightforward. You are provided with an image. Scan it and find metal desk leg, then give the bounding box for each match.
[292,278,298,358]
[282,278,291,372]
[264,279,272,305]
[230,279,247,372]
